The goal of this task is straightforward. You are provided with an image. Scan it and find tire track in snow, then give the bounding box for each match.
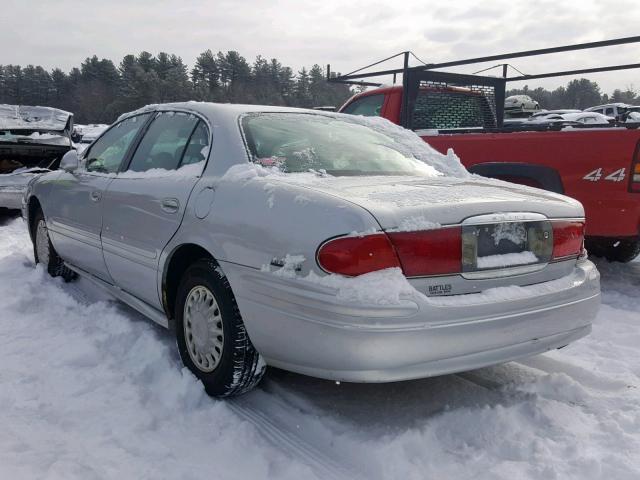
[228,394,365,480]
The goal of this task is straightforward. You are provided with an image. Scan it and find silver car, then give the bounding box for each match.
[504,95,540,111]
[23,103,601,397]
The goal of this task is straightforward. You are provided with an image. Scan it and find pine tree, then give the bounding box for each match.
[295,67,311,107]
[191,50,220,101]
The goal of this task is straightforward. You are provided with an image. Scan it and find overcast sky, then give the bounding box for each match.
[1,0,639,94]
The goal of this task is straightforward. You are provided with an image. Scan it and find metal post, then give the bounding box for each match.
[400,51,410,128]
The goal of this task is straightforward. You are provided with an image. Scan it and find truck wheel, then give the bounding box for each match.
[33,210,77,281]
[586,237,640,263]
[175,259,265,397]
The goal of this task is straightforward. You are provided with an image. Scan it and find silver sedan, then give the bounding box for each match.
[23,103,600,397]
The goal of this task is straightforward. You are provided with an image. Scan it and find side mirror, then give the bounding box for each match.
[60,150,79,172]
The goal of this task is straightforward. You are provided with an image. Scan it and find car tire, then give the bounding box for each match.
[175,258,265,397]
[586,237,640,263]
[32,210,77,281]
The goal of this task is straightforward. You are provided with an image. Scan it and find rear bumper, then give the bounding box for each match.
[226,260,600,383]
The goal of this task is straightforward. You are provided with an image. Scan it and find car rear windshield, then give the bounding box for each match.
[241,113,438,176]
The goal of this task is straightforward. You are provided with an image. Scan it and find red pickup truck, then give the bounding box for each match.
[339,85,640,262]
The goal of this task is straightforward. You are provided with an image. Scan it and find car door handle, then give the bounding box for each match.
[90,190,102,202]
[161,198,180,213]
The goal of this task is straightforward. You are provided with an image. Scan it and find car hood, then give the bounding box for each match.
[282,174,583,229]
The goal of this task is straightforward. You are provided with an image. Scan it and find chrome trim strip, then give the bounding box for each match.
[461,212,548,225]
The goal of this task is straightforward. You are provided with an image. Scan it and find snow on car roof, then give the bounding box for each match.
[0,105,72,131]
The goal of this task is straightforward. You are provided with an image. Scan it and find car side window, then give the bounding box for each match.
[85,114,149,173]
[341,94,384,117]
[127,112,199,172]
[605,107,615,116]
[180,121,210,166]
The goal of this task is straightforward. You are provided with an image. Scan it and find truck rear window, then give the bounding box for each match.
[412,90,496,130]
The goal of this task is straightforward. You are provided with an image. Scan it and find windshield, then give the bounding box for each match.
[241,113,442,177]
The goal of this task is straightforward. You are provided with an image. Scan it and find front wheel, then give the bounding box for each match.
[175,259,265,397]
[586,237,640,263]
[32,210,76,281]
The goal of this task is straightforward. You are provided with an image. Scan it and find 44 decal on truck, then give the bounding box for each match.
[583,168,626,182]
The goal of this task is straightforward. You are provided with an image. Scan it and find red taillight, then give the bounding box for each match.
[317,233,400,276]
[387,227,462,276]
[631,160,640,193]
[317,227,462,277]
[552,221,585,259]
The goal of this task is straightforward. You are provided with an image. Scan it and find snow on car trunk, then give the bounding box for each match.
[0,215,638,479]
[280,174,583,229]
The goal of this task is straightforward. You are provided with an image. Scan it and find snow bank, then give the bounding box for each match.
[0,218,316,480]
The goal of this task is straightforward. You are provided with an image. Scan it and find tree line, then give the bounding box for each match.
[506,78,638,110]
[1,49,636,124]
[0,51,353,124]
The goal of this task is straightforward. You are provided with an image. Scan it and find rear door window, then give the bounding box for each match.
[342,94,384,117]
[127,112,199,172]
[180,121,210,166]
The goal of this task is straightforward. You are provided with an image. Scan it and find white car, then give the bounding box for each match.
[530,109,582,118]
[528,111,614,125]
[505,95,540,111]
[585,103,640,121]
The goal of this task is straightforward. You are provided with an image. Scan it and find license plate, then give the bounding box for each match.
[461,221,553,272]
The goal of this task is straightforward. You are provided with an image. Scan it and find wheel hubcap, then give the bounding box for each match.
[35,219,50,266]
[183,285,224,373]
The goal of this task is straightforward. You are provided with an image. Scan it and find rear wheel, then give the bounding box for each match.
[586,237,640,263]
[32,210,76,281]
[175,259,265,397]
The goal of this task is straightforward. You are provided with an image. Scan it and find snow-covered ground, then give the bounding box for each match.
[0,212,638,479]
